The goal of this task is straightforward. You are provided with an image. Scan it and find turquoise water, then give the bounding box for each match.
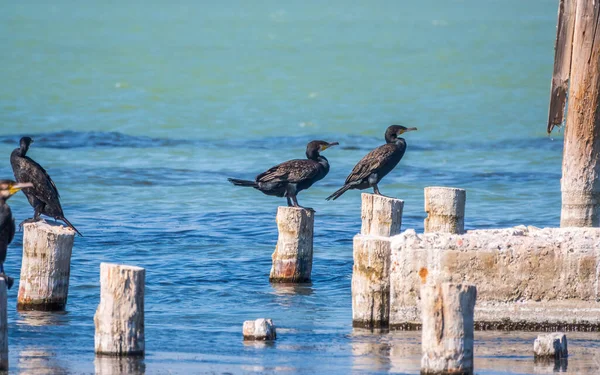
[0,1,586,374]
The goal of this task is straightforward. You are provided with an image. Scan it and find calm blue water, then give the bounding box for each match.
[1,0,593,374]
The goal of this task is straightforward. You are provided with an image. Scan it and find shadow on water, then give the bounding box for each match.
[18,349,69,375]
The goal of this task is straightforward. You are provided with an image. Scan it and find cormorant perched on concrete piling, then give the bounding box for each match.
[0,180,33,289]
[10,137,82,236]
[229,140,339,207]
[326,125,417,200]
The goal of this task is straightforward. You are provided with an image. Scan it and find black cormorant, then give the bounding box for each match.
[229,140,339,207]
[10,137,82,236]
[0,180,33,289]
[326,125,416,200]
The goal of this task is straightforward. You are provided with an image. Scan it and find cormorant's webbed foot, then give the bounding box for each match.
[18,217,42,231]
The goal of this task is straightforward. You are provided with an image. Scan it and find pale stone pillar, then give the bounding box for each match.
[361,193,404,237]
[352,235,391,329]
[424,187,466,234]
[94,263,145,356]
[18,221,75,311]
[270,207,314,283]
[421,283,477,375]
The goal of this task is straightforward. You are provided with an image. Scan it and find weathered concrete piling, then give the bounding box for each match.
[534,333,568,360]
[243,318,276,341]
[94,263,145,356]
[421,283,477,375]
[0,278,8,371]
[390,227,600,329]
[361,193,404,236]
[352,235,391,328]
[424,187,466,234]
[270,207,314,283]
[18,221,75,311]
[352,193,403,329]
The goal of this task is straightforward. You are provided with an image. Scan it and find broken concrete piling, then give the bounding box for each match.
[424,187,466,234]
[94,263,145,356]
[361,193,404,237]
[420,283,477,375]
[17,221,75,311]
[352,235,392,329]
[270,207,314,283]
[352,193,403,329]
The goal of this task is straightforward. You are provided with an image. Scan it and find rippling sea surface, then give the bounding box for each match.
[2,1,597,374]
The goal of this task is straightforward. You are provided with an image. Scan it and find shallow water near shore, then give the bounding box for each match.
[2,0,597,374]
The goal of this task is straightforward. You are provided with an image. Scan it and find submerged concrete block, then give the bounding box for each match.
[390,227,600,330]
[243,319,276,341]
[534,333,568,359]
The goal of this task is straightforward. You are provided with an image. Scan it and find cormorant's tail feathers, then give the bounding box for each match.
[60,216,83,237]
[326,184,353,201]
[228,178,258,188]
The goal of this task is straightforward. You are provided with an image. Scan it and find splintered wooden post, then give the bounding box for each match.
[269,207,314,283]
[558,0,600,227]
[421,283,477,375]
[0,278,7,371]
[352,235,391,329]
[361,193,404,237]
[424,187,466,234]
[94,263,145,357]
[17,221,75,311]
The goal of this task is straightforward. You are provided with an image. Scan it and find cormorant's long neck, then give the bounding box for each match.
[306,149,320,161]
[15,145,27,157]
[394,138,406,147]
[317,155,330,173]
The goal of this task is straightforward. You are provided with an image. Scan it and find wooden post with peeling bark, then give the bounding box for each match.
[94,263,145,357]
[269,207,314,283]
[17,221,75,311]
[421,283,477,375]
[548,0,600,227]
[361,193,404,237]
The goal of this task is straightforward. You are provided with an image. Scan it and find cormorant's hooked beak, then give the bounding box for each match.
[8,182,33,196]
[321,142,339,151]
[398,127,417,135]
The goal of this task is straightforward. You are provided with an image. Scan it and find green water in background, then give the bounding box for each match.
[0,1,579,374]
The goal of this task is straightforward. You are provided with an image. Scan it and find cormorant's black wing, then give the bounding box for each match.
[16,156,61,203]
[257,159,321,184]
[345,143,399,184]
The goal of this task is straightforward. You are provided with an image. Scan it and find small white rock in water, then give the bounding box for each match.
[533,333,568,359]
[243,319,276,341]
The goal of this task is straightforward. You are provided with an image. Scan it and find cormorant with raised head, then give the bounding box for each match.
[229,140,339,207]
[0,180,33,289]
[10,137,82,236]
[326,125,416,200]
